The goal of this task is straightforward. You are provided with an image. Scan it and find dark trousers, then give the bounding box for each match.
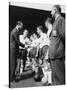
[21,49,27,71]
[10,47,18,82]
[50,57,65,85]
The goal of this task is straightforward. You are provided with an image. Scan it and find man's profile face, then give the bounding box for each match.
[37,28,41,35]
[23,30,28,37]
[45,21,48,29]
[30,35,33,41]
[33,34,37,39]
[51,6,56,18]
[19,24,23,29]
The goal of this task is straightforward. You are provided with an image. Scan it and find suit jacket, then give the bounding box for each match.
[49,15,65,59]
[10,28,25,50]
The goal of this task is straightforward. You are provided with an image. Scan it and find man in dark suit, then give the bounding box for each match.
[10,21,25,83]
[49,5,65,85]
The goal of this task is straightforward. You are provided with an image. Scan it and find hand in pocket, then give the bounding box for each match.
[52,30,57,36]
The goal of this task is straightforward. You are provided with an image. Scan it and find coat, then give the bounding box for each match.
[49,15,65,59]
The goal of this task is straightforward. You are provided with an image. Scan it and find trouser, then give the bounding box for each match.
[50,57,65,85]
[15,58,21,75]
[10,47,18,82]
[21,49,27,71]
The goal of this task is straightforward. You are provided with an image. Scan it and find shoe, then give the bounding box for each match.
[47,83,52,86]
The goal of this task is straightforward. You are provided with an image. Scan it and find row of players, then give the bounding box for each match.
[15,17,52,85]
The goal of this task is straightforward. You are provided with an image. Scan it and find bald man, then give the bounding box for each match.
[49,5,65,85]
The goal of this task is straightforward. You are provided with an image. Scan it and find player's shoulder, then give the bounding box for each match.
[42,33,47,37]
[19,34,23,37]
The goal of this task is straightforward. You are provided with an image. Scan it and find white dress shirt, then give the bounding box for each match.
[19,35,30,49]
[39,33,49,48]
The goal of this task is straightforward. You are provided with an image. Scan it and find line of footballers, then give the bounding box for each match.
[14,17,52,85]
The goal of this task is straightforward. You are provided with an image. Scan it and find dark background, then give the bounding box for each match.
[9,5,65,36]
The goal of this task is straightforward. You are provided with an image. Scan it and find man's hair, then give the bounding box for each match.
[45,17,52,24]
[17,21,23,26]
[24,29,28,33]
[54,5,61,14]
[37,26,43,31]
